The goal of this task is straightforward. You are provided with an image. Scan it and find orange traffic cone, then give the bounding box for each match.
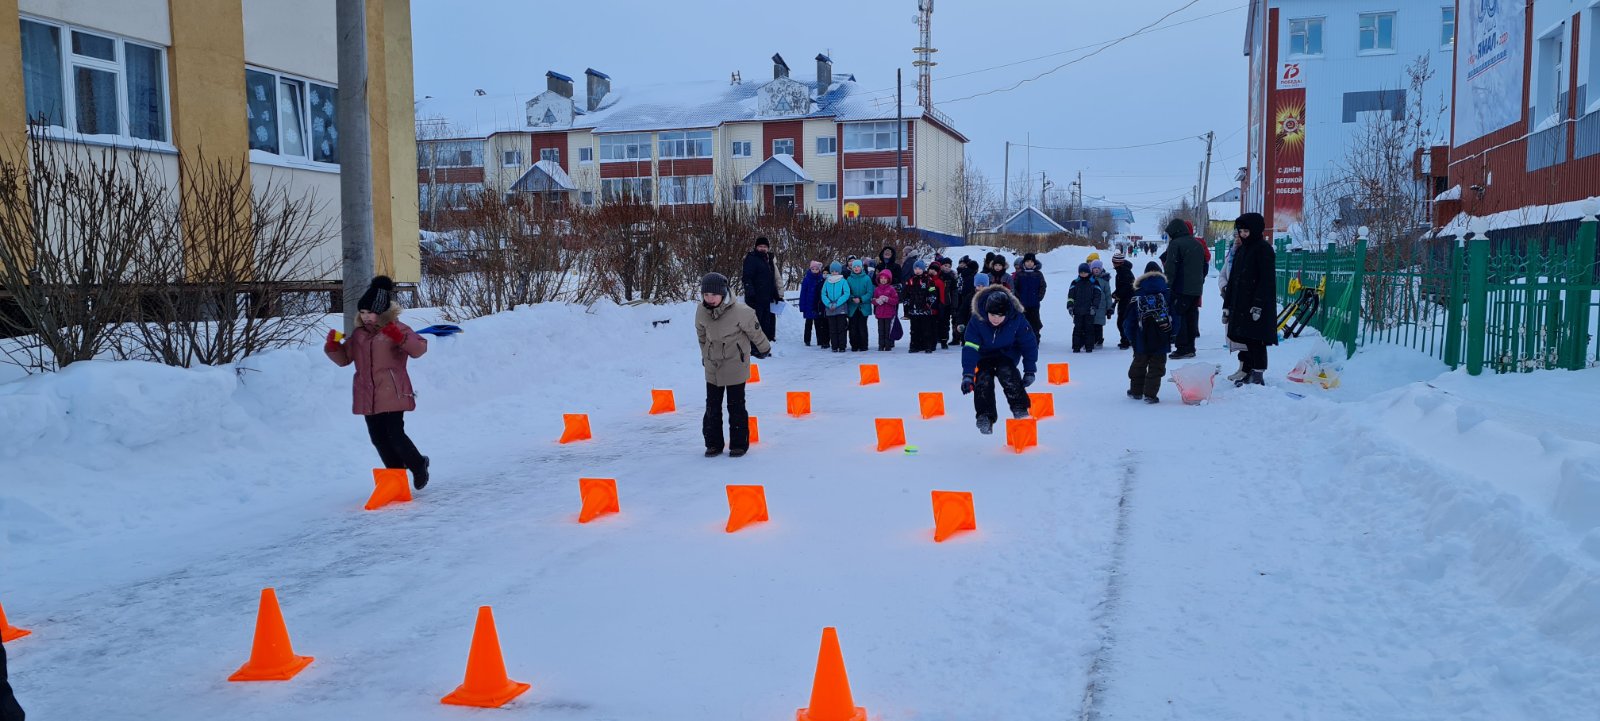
[0,601,31,642]
[796,627,867,721]
[1047,363,1070,385]
[858,364,880,385]
[787,392,812,417]
[874,418,906,452]
[1029,392,1055,419]
[749,364,762,384]
[1005,418,1038,454]
[649,389,675,414]
[363,468,413,511]
[918,392,945,420]
[441,606,531,708]
[748,416,761,445]
[725,485,769,533]
[931,491,976,542]
[578,478,619,523]
[559,414,592,444]
[228,588,314,682]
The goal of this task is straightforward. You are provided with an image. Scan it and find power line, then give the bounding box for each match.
[1013,135,1200,152]
[940,0,1205,104]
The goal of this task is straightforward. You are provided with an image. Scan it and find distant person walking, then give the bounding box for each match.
[740,236,780,342]
[325,276,432,490]
[1161,219,1207,358]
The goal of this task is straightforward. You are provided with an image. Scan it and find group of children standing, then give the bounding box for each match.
[799,246,1002,355]
[1063,251,1179,403]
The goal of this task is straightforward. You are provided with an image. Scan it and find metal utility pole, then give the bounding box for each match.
[1002,141,1009,212]
[1039,172,1050,210]
[896,68,904,230]
[1075,170,1082,211]
[1197,130,1215,239]
[336,0,374,332]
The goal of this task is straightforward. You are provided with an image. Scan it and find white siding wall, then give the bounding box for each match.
[242,0,336,82]
[567,131,599,205]
[251,163,341,280]
[801,118,838,218]
[914,119,965,238]
[20,0,170,45]
[484,133,528,196]
[720,122,764,210]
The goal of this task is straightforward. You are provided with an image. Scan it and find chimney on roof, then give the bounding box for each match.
[772,53,789,80]
[815,54,833,89]
[546,71,574,99]
[585,68,610,112]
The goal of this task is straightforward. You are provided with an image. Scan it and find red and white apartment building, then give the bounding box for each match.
[417,53,970,245]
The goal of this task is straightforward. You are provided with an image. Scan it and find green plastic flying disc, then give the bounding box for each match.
[904,445,920,455]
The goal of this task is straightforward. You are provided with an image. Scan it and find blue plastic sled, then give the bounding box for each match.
[416,324,464,337]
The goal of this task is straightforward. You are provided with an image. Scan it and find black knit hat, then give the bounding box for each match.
[358,275,395,313]
[700,272,730,297]
[983,292,1012,317]
[1235,212,1267,238]
[1144,261,1162,274]
[754,236,770,249]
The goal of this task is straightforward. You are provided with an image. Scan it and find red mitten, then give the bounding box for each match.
[380,323,405,344]
[324,329,340,351]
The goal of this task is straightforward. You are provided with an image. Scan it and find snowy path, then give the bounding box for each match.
[5,245,1599,719]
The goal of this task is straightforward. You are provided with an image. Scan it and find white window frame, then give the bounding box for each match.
[732,140,753,158]
[600,177,653,204]
[816,182,838,201]
[843,167,909,199]
[772,138,795,156]
[1534,23,1569,130]
[580,190,595,206]
[19,16,173,149]
[1588,5,1600,116]
[658,129,713,159]
[246,64,340,171]
[599,133,653,162]
[1288,17,1325,58]
[539,147,559,164]
[842,121,909,152]
[1359,12,1398,55]
[816,136,837,156]
[425,140,483,168]
[579,146,594,163]
[660,175,713,205]
[503,149,523,166]
[1440,6,1456,50]
[733,183,753,203]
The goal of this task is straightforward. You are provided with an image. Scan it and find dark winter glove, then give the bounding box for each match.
[752,350,771,360]
[960,374,974,395]
[1250,307,1262,322]
[324,329,341,352]
[380,323,405,344]
[1067,299,1076,310]
[1222,309,1230,325]
[1022,372,1036,388]
[1106,308,1114,319]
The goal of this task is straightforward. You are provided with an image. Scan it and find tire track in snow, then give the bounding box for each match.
[1078,450,1136,721]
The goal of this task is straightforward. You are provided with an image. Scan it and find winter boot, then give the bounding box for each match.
[976,416,995,435]
[1249,371,1266,386]
[413,457,431,490]
[729,448,748,458]
[705,447,723,457]
[1012,408,1030,420]
[1227,362,1249,384]
[1127,389,1143,399]
[1169,350,1196,360]
[1143,395,1160,404]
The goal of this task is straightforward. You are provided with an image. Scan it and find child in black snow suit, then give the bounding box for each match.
[1066,263,1106,353]
[903,260,939,352]
[1122,262,1173,403]
[1111,253,1135,349]
[960,285,1039,435]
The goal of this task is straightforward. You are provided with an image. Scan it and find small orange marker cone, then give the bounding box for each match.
[228,588,314,682]
[787,391,812,417]
[649,389,675,414]
[858,364,880,385]
[1047,363,1071,385]
[577,478,619,523]
[874,418,906,452]
[725,485,769,533]
[363,468,413,511]
[749,364,762,383]
[931,491,977,542]
[796,627,867,721]
[441,606,531,708]
[0,601,31,642]
[1029,392,1055,419]
[1005,418,1038,453]
[559,414,592,444]
[918,392,945,419]
[748,416,761,444]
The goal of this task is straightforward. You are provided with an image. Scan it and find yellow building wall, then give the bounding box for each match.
[914,119,965,239]
[0,0,24,151]
[801,118,838,218]
[484,133,529,196]
[719,122,764,210]
[382,0,419,283]
[567,130,599,203]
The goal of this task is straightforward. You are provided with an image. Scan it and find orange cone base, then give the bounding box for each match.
[0,626,30,643]
[364,468,413,511]
[229,654,314,682]
[797,708,867,721]
[442,679,532,708]
[559,414,592,444]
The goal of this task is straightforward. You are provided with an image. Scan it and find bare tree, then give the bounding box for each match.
[952,154,995,238]
[416,113,465,231]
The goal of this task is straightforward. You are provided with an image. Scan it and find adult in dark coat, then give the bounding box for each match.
[1111,252,1135,349]
[1,639,22,721]
[954,256,978,338]
[740,236,780,342]
[1161,219,1207,358]
[1223,213,1277,385]
[877,246,904,286]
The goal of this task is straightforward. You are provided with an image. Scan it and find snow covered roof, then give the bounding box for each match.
[993,206,1070,235]
[415,72,961,140]
[742,154,812,185]
[1437,196,1600,236]
[510,160,576,193]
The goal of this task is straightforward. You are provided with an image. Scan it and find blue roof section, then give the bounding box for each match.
[546,71,574,83]
[584,68,610,80]
[919,227,965,247]
[995,206,1070,235]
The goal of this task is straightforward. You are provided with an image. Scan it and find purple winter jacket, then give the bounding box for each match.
[871,283,900,319]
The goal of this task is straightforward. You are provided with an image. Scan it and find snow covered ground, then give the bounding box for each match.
[2,245,1598,720]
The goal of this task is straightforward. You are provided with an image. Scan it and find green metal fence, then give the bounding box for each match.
[1271,215,1598,375]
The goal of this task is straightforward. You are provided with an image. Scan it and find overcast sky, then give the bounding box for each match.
[410,0,1250,236]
